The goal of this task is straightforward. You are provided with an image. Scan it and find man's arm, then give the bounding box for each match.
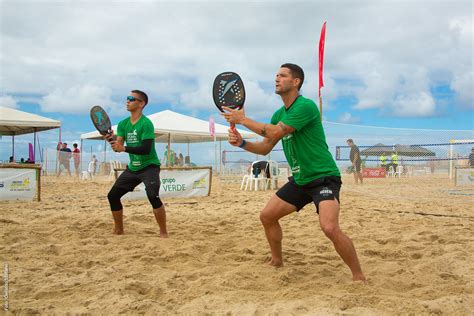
[222,106,296,155]
[228,121,295,156]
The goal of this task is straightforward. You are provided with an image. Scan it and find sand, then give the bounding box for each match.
[1,174,473,314]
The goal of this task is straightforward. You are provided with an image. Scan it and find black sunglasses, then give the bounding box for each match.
[127,96,143,102]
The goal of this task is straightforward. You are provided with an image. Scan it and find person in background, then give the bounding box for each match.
[72,143,81,177]
[172,152,178,167]
[9,156,14,163]
[347,139,363,185]
[57,142,72,177]
[391,151,398,171]
[91,155,98,175]
[163,145,175,167]
[469,147,474,167]
[380,153,387,170]
[178,153,184,167]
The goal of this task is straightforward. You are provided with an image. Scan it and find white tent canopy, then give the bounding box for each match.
[80,110,258,143]
[0,106,61,136]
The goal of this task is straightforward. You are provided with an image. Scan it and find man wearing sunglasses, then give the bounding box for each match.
[222,64,365,282]
[105,90,168,237]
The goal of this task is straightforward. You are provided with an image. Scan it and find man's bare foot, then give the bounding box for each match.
[113,228,124,235]
[160,232,169,238]
[353,274,367,284]
[264,257,283,267]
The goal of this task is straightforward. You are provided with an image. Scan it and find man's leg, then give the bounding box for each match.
[357,171,363,184]
[352,171,358,184]
[318,199,366,282]
[153,205,168,238]
[259,195,297,267]
[107,186,130,235]
[143,166,168,238]
[111,210,124,235]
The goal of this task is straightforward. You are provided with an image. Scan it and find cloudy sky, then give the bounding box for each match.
[0,0,472,162]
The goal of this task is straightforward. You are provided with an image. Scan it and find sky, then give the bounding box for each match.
[0,0,473,164]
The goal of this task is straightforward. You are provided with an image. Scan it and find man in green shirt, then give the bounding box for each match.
[222,64,365,282]
[105,90,168,237]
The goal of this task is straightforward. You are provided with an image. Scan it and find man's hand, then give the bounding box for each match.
[228,128,243,147]
[104,130,117,143]
[110,141,125,153]
[104,131,124,152]
[221,106,246,125]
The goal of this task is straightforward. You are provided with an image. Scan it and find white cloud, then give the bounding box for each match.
[39,85,118,114]
[0,95,18,108]
[337,112,360,124]
[392,92,436,117]
[0,0,472,119]
[451,71,474,108]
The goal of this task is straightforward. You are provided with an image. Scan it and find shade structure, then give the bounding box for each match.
[360,143,435,157]
[360,143,394,157]
[0,106,61,136]
[80,110,258,143]
[393,144,435,157]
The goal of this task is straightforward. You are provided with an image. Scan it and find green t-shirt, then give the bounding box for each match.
[271,96,340,185]
[117,115,160,171]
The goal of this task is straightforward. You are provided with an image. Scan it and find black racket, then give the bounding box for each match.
[90,105,114,139]
[212,72,245,131]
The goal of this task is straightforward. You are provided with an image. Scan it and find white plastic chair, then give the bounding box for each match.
[81,161,96,180]
[108,160,117,180]
[265,160,280,189]
[395,165,403,178]
[387,166,395,177]
[240,161,268,191]
[405,165,413,177]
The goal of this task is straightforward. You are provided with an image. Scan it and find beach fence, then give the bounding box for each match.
[222,122,473,193]
[326,122,474,198]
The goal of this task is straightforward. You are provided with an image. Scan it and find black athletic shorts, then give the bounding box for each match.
[276,176,341,213]
[113,164,161,194]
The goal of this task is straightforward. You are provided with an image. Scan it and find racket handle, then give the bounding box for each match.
[230,123,236,132]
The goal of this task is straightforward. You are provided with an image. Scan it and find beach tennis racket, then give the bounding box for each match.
[90,105,115,140]
[212,72,245,131]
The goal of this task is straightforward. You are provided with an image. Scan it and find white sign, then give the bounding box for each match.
[118,168,211,200]
[0,169,37,201]
[455,167,474,186]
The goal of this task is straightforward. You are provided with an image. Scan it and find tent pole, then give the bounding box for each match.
[12,135,15,160]
[80,139,83,175]
[56,127,61,175]
[33,128,37,163]
[219,140,222,174]
[167,133,171,167]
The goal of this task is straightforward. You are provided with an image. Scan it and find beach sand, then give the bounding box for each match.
[1,174,473,314]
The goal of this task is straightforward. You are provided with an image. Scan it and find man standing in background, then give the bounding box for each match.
[347,139,363,185]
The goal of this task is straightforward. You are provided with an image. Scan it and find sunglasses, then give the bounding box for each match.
[127,96,143,102]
